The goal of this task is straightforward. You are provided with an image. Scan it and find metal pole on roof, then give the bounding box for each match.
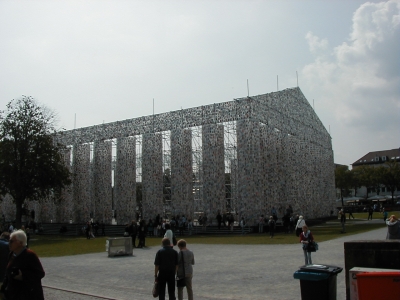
[153,98,155,133]
[277,75,279,91]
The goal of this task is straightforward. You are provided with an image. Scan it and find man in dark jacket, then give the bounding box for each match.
[1,229,45,300]
[0,232,10,294]
[154,238,178,300]
[129,220,138,247]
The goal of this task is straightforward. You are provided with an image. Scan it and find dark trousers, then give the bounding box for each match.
[158,272,176,300]
[131,235,136,247]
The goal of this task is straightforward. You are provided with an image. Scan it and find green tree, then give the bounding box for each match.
[349,168,361,196]
[357,165,377,199]
[335,165,351,207]
[372,166,386,195]
[0,96,71,228]
[381,160,400,201]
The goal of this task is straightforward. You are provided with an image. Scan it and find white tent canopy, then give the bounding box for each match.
[336,197,364,203]
[367,195,387,200]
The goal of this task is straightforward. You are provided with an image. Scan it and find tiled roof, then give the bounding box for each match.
[352,148,400,166]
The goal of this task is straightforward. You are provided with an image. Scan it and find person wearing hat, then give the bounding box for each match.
[386,215,400,240]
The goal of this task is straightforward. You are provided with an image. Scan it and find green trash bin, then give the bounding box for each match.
[293,264,343,300]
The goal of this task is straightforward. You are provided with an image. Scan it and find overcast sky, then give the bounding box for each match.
[1,0,399,166]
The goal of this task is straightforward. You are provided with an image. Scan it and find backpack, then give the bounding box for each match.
[269,219,275,228]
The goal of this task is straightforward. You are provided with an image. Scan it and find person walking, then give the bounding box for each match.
[129,220,137,248]
[295,216,306,237]
[299,225,314,265]
[1,230,45,299]
[154,238,179,300]
[367,206,373,220]
[386,215,400,240]
[339,209,346,233]
[177,239,195,300]
[348,208,355,220]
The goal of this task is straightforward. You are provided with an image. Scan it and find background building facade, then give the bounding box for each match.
[1,87,336,225]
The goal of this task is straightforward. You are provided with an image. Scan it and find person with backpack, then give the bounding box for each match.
[299,225,314,265]
[268,216,275,238]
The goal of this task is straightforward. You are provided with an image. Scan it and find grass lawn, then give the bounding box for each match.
[29,217,389,257]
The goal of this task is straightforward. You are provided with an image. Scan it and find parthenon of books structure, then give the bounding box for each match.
[1,87,336,225]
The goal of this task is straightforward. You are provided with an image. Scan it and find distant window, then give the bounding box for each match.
[359,160,362,162]
[375,157,380,162]
[382,156,387,161]
[364,160,366,162]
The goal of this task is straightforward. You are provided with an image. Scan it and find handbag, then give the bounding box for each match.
[307,241,317,252]
[152,279,159,298]
[176,252,186,287]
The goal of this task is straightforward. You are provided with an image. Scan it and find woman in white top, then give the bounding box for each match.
[295,216,306,237]
[164,223,174,247]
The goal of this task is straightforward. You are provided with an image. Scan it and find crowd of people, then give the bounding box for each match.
[123,214,194,249]
[0,206,397,300]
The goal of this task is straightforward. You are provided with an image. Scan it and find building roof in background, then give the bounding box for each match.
[352,148,400,167]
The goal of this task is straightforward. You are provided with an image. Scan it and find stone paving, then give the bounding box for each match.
[41,219,388,300]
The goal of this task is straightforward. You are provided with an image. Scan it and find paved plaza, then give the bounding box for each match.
[41,221,387,300]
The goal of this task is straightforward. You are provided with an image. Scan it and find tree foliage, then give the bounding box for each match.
[381,160,400,199]
[334,165,351,206]
[342,161,400,201]
[0,96,71,227]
